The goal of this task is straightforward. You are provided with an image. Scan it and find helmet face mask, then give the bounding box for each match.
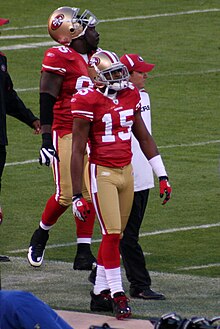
[78,10,99,28]
[88,50,130,92]
[48,6,99,45]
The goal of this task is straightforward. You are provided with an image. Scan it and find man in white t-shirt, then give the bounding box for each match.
[120,54,166,300]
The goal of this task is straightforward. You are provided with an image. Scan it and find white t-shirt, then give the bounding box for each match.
[131,88,154,191]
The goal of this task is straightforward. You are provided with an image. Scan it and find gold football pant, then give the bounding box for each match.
[52,131,90,206]
[85,163,134,235]
[41,131,95,239]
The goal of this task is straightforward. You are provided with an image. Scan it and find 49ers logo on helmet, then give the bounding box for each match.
[89,56,100,67]
[51,14,64,30]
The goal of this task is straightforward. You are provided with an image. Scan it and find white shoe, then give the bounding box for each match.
[27,228,49,267]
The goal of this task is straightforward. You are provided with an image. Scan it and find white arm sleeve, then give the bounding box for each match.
[148,155,167,178]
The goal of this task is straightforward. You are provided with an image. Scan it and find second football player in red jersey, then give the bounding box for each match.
[70,50,172,319]
[28,7,100,270]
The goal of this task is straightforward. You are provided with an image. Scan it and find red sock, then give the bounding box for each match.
[75,202,96,238]
[42,194,68,226]
[101,234,121,269]
[97,240,104,266]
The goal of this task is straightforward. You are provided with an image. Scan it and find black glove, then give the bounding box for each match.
[39,133,59,166]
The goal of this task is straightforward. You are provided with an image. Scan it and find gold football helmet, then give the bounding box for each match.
[88,50,129,92]
[48,6,99,45]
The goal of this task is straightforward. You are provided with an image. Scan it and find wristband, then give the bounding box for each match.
[148,155,167,178]
[42,133,53,148]
[42,132,52,141]
[72,193,83,201]
[159,176,169,181]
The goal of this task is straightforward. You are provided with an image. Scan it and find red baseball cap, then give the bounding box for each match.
[120,54,155,73]
[0,18,9,26]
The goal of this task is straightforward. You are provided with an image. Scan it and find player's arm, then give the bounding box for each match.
[132,110,160,159]
[40,71,63,134]
[71,118,90,194]
[132,110,172,205]
[71,117,90,221]
[39,71,63,166]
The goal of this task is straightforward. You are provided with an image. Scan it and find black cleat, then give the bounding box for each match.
[90,290,113,312]
[0,255,10,262]
[112,291,131,320]
[73,252,96,271]
[27,228,49,267]
[130,287,166,300]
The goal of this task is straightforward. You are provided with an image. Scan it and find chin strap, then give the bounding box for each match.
[103,85,110,96]
[103,81,129,97]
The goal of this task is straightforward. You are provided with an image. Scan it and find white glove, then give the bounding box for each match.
[39,147,58,166]
[72,194,90,222]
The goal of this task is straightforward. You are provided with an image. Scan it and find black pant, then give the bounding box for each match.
[120,189,151,291]
[0,145,6,193]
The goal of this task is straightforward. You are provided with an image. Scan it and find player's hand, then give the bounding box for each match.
[32,119,41,134]
[72,194,90,222]
[39,133,59,166]
[39,147,59,166]
[159,176,172,205]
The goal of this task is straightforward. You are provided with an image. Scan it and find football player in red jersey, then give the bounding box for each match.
[70,50,172,319]
[27,7,99,270]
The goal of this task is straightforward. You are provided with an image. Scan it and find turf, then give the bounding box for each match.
[0,0,220,321]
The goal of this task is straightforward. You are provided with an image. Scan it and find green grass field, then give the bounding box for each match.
[0,0,220,321]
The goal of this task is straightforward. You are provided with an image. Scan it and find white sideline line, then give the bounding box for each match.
[178,263,220,270]
[99,8,220,23]
[139,223,220,237]
[16,87,39,92]
[158,140,220,149]
[0,34,49,40]
[5,140,220,167]
[1,8,219,32]
[5,159,38,166]
[152,69,220,77]
[7,256,220,272]
[8,222,220,254]
[14,67,220,93]
[0,41,56,51]
[0,8,219,51]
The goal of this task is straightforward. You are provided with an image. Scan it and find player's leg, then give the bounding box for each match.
[28,131,68,267]
[111,164,134,318]
[89,164,132,319]
[90,240,113,313]
[73,154,96,270]
[28,134,96,268]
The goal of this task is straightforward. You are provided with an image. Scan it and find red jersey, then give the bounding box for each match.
[41,45,93,137]
[71,86,141,167]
